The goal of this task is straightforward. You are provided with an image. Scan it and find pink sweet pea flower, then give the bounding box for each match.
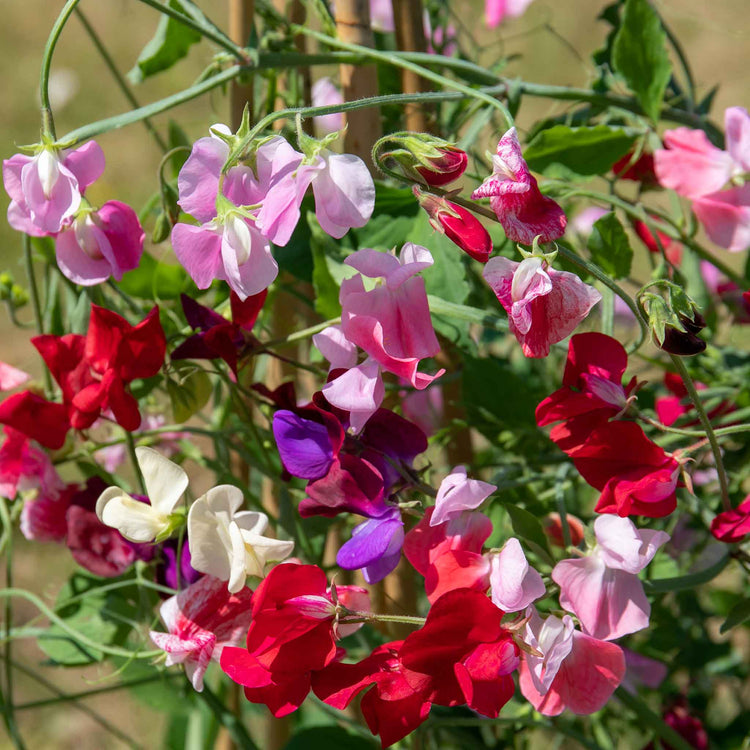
[483,255,601,358]
[54,201,144,286]
[489,538,545,612]
[312,78,345,136]
[692,184,750,252]
[339,245,444,388]
[3,141,104,235]
[471,128,566,245]
[485,0,534,28]
[150,575,254,691]
[0,426,65,502]
[518,607,625,716]
[0,363,29,391]
[431,465,496,525]
[552,515,669,641]
[710,494,750,543]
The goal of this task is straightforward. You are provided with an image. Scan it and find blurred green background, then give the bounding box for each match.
[0,1,748,747]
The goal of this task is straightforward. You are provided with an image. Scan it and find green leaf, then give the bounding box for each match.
[644,551,730,593]
[168,366,212,422]
[720,598,750,634]
[502,502,553,564]
[524,125,639,178]
[587,212,634,280]
[118,251,193,299]
[612,0,672,121]
[128,0,202,83]
[309,216,343,319]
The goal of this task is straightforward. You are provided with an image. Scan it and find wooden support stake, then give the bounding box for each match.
[335,0,382,164]
[391,0,432,132]
[230,0,254,130]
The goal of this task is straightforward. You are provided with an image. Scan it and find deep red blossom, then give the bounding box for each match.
[561,420,680,518]
[172,291,266,375]
[404,507,492,603]
[415,145,468,187]
[612,152,657,186]
[633,220,683,265]
[710,495,750,543]
[0,391,71,450]
[220,563,368,717]
[32,305,166,432]
[312,642,432,748]
[399,589,519,717]
[655,372,732,428]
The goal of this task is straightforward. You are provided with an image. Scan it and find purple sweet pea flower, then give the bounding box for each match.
[273,410,336,480]
[336,506,404,584]
[158,537,202,591]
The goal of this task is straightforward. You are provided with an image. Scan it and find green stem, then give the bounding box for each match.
[58,65,244,146]
[669,355,731,511]
[292,25,514,128]
[0,589,161,660]
[74,8,168,152]
[347,611,426,626]
[134,0,250,61]
[40,0,82,138]
[22,235,53,396]
[199,683,260,750]
[125,430,147,495]
[263,316,341,349]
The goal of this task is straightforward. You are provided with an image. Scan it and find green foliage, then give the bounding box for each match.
[283,726,377,750]
[612,0,672,121]
[167,363,213,422]
[587,212,634,280]
[502,502,553,564]
[720,598,750,634]
[128,0,202,83]
[524,125,639,178]
[119,251,195,299]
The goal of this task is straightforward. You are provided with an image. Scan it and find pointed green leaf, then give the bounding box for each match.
[720,598,750,634]
[612,0,672,121]
[524,125,639,178]
[587,212,634,280]
[168,366,212,423]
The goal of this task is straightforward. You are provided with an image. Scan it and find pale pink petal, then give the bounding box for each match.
[312,153,375,239]
[0,363,29,391]
[55,226,113,286]
[693,185,750,252]
[724,106,750,172]
[313,325,358,369]
[321,359,384,432]
[312,78,345,135]
[482,255,517,311]
[2,154,31,203]
[177,134,229,222]
[21,152,80,233]
[522,609,575,694]
[387,243,434,289]
[370,0,395,31]
[63,141,105,192]
[257,163,318,247]
[344,248,402,279]
[509,258,553,335]
[431,465,496,525]
[171,222,224,289]
[219,218,278,299]
[654,129,735,198]
[489,538,546,611]
[594,516,670,574]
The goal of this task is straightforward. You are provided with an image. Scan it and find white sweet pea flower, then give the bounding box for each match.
[187,485,294,593]
[95,447,188,543]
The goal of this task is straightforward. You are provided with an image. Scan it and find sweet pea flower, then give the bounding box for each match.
[431,465,496,525]
[3,141,104,235]
[0,426,64,502]
[485,0,534,28]
[53,201,144,286]
[338,245,444,389]
[96,447,188,543]
[710,494,750,543]
[471,128,566,245]
[489,538,545,612]
[483,255,601,358]
[0,363,29,391]
[187,484,294,593]
[655,107,750,251]
[311,78,345,135]
[552,515,670,641]
[518,607,625,716]
[150,575,254,691]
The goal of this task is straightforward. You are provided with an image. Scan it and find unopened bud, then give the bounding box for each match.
[374,133,468,186]
[415,145,468,187]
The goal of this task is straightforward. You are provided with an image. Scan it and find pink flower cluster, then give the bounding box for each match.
[3,142,144,285]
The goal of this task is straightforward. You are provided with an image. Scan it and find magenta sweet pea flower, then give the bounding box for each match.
[431,465,496,525]
[485,0,534,28]
[518,607,625,716]
[471,128,566,245]
[552,515,670,641]
[0,426,64,502]
[483,255,601,358]
[339,245,444,389]
[54,201,144,286]
[3,141,104,235]
[150,575,254,691]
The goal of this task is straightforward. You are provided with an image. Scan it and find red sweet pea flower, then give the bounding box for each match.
[312,642,432,748]
[536,332,634,429]
[710,495,750,543]
[220,563,369,717]
[0,392,70,451]
[655,372,732,428]
[32,305,166,432]
[612,151,657,186]
[399,589,519,717]
[563,420,680,518]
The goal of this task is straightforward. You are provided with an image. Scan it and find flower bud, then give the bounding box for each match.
[643,288,707,357]
[415,146,468,187]
[413,186,492,262]
[373,133,468,186]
